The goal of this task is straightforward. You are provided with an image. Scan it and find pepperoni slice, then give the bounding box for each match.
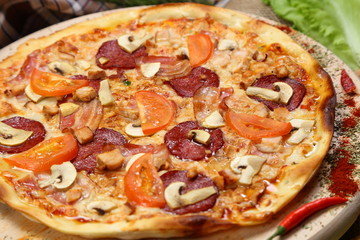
[96,40,147,70]
[168,67,220,97]
[72,128,127,173]
[0,117,46,154]
[164,121,224,161]
[250,75,306,111]
[160,170,218,214]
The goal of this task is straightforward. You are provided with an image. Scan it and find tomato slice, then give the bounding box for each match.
[135,91,176,135]
[30,68,89,96]
[225,111,292,141]
[187,33,213,67]
[4,134,78,172]
[124,153,165,208]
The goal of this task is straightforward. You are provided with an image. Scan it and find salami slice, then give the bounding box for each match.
[160,170,218,214]
[164,121,224,161]
[96,40,147,70]
[0,117,46,154]
[250,75,306,111]
[72,128,127,173]
[169,67,220,97]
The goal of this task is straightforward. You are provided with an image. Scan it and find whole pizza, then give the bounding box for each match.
[0,3,335,239]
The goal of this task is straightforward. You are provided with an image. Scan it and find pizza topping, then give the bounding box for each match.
[187,33,213,67]
[287,119,315,145]
[340,69,356,93]
[125,153,145,171]
[96,40,148,69]
[230,155,266,185]
[38,161,77,189]
[135,91,176,135]
[59,103,80,117]
[4,134,78,172]
[250,75,306,111]
[164,121,224,161]
[225,111,292,141]
[169,67,220,97]
[125,123,145,137]
[164,181,217,209]
[47,61,76,76]
[188,130,211,145]
[87,201,117,215]
[160,170,218,214]
[30,69,89,96]
[246,87,280,102]
[98,80,115,106]
[200,111,226,129]
[73,86,97,102]
[218,39,238,51]
[0,122,33,146]
[73,126,94,144]
[25,85,45,103]
[290,119,315,129]
[273,82,294,104]
[255,136,283,153]
[76,60,91,70]
[0,117,46,154]
[117,33,150,53]
[252,51,268,62]
[43,105,59,117]
[96,148,124,170]
[124,153,166,208]
[140,62,161,77]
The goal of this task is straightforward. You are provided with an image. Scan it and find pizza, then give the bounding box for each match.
[0,3,335,239]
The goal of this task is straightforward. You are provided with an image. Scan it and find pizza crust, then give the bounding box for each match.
[0,3,335,239]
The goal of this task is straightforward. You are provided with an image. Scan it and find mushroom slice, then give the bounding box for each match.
[140,62,161,78]
[98,57,109,65]
[99,80,115,106]
[59,103,79,117]
[25,85,44,103]
[0,122,33,146]
[200,111,225,129]
[273,82,293,104]
[290,119,315,129]
[48,61,76,75]
[230,155,266,185]
[164,181,217,209]
[76,60,91,70]
[125,153,146,171]
[38,161,77,189]
[188,130,211,145]
[246,86,280,101]
[125,123,145,137]
[87,201,117,215]
[287,128,311,145]
[218,39,238,51]
[117,33,150,53]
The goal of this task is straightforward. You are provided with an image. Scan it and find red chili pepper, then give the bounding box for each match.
[267,196,347,240]
[340,69,357,94]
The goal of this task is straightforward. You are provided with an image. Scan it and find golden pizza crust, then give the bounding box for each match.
[0,3,335,239]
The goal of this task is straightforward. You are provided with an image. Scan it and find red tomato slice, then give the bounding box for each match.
[187,33,214,67]
[225,111,292,141]
[124,153,165,208]
[135,91,176,135]
[30,68,89,96]
[4,134,78,172]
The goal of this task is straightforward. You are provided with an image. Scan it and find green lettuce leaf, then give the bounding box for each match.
[263,0,360,70]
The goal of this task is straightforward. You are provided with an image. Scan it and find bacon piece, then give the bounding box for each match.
[168,67,220,97]
[136,56,192,78]
[96,40,147,69]
[164,121,224,161]
[341,69,357,94]
[160,170,218,214]
[250,75,306,111]
[0,117,46,154]
[120,143,155,157]
[11,50,39,84]
[72,128,127,173]
[193,87,220,122]
[60,99,103,132]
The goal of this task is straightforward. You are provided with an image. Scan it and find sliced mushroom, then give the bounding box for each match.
[76,60,91,70]
[287,128,311,145]
[117,33,150,53]
[59,103,80,117]
[188,130,211,145]
[200,111,225,129]
[87,201,117,215]
[246,86,280,101]
[98,80,115,106]
[218,39,238,51]
[98,57,109,65]
[25,85,45,103]
[140,62,161,78]
[290,119,315,129]
[38,161,77,189]
[0,122,33,146]
[230,155,266,185]
[48,61,76,75]
[125,123,144,137]
[273,82,293,104]
[125,153,146,171]
[164,181,217,209]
